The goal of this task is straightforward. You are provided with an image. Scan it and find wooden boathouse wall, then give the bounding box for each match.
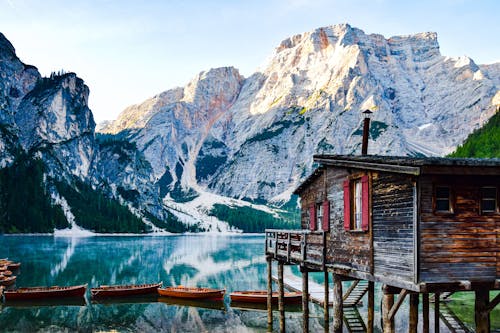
[326,168,372,274]
[298,166,418,285]
[296,160,500,288]
[371,172,416,285]
[419,174,500,283]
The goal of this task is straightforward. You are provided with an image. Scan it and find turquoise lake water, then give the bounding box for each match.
[0,235,496,332]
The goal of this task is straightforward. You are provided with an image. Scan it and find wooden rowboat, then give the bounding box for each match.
[230,290,302,304]
[3,284,87,301]
[0,276,16,286]
[1,270,13,277]
[7,262,20,270]
[91,282,162,298]
[158,286,225,300]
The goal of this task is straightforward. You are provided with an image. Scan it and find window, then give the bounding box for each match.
[308,200,330,232]
[353,180,363,230]
[343,175,369,231]
[316,203,323,231]
[481,187,497,214]
[435,186,451,213]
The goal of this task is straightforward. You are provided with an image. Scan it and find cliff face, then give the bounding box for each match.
[0,33,96,178]
[100,24,499,204]
[0,33,170,233]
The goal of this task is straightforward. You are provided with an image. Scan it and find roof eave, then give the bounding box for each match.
[313,157,421,175]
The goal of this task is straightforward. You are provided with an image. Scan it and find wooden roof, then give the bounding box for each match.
[294,155,500,194]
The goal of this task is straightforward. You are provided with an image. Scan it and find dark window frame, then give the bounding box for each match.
[316,202,324,231]
[351,178,363,231]
[480,186,498,215]
[434,185,454,214]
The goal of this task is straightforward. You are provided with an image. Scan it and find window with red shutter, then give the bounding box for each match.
[361,175,369,231]
[322,200,330,232]
[343,180,350,230]
[309,205,316,231]
[344,176,370,231]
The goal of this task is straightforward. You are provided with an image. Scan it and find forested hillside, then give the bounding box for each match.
[449,108,500,158]
[0,155,68,233]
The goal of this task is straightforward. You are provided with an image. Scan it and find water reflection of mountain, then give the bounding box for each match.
[6,235,485,332]
[2,235,308,332]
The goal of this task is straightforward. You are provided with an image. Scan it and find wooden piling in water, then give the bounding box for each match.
[382,285,395,333]
[301,266,309,333]
[266,255,273,332]
[278,261,285,333]
[475,289,490,333]
[422,293,429,333]
[409,293,419,333]
[332,273,343,333]
[323,270,329,330]
[367,281,374,333]
[434,292,440,333]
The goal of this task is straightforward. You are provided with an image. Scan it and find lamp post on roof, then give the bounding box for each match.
[361,109,373,156]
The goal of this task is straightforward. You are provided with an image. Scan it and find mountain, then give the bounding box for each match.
[100,24,499,206]
[1,24,499,234]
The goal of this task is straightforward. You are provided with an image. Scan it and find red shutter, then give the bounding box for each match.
[343,180,350,230]
[361,175,369,231]
[322,200,330,232]
[309,205,316,231]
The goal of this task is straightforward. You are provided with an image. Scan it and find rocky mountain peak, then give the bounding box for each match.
[0,33,17,60]
[183,67,243,105]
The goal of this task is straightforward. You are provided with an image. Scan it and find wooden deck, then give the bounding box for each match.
[271,270,368,308]
[272,271,333,306]
[265,229,325,268]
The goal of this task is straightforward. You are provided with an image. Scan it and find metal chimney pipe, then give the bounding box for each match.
[361,110,373,155]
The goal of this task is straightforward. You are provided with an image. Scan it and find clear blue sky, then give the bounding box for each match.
[1,0,498,123]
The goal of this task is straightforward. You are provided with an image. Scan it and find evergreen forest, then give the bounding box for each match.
[0,155,68,233]
[56,180,149,234]
[209,203,299,233]
[449,108,500,158]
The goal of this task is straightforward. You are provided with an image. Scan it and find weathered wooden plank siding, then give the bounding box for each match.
[420,175,500,282]
[325,168,371,273]
[299,172,327,230]
[371,172,415,282]
[498,217,500,278]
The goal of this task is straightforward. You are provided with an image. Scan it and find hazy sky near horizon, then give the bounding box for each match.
[1,0,499,123]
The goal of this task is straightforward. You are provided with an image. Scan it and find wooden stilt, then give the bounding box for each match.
[382,285,395,333]
[475,289,490,333]
[323,270,329,330]
[409,293,419,333]
[434,292,440,333]
[332,273,343,333]
[266,256,273,332]
[422,293,429,333]
[367,281,374,333]
[301,266,309,333]
[278,262,285,333]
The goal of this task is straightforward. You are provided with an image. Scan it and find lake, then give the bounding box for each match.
[0,235,497,332]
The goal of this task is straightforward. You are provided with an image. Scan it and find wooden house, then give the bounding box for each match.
[265,154,500,333]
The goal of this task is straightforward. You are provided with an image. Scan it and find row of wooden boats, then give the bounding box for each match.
[1,281,302,304]
[0,258,302,305]
[0,259,20,287]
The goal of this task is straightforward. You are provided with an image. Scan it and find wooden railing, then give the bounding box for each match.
[265,229,326,267]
